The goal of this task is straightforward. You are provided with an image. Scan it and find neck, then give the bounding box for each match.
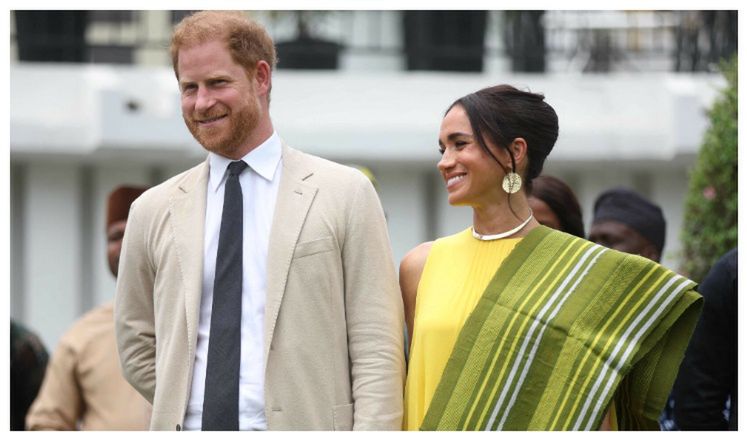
[228,120,275,160]
[472,194,537,238]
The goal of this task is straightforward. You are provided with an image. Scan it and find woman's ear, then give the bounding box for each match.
[511,138,528,171]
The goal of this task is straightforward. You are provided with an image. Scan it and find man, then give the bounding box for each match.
[115,11,404,431]
[27,186,151,430]
[589,187,665,263]
[589,187,678,429]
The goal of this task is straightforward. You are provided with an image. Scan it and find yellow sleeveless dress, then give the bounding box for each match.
[403,227,521,430]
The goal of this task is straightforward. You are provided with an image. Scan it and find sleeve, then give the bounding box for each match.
[114,198,157,403]
[342,173,406,430]
[25,341,83,430]
[673,254,737,430]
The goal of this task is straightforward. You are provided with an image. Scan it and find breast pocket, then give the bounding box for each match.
[286,235,343,323]
[293,236,336,259]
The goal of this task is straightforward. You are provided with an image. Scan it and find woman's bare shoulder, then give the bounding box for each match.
[400,241,434,276]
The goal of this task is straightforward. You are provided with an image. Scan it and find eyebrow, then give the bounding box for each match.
[179,74,231,87]
[439,132,473,145]
[447,132,472,140]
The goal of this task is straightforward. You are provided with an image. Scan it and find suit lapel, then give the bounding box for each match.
[264,145,317,362]
[168,160,209,366]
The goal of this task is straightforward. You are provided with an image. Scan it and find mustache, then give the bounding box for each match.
[189,106,228,122]
[192,113,226,121]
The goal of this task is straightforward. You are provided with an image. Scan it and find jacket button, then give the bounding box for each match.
[176,424,181,431]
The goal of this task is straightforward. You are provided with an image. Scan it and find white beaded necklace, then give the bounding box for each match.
[471,210,534,241]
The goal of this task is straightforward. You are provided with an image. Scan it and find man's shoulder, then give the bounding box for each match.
[718,247,737,279]
[72,302,114,329]
[58,302,114,351]
[132,160,208,209]
[284,146,368,187]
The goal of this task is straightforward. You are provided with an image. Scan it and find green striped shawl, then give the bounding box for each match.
[421,226,702,431]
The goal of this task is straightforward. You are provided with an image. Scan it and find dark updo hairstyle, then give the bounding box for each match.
[529,175,585,238]
[447,84,559,195]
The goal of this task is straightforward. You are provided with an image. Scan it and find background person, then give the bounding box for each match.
[10,320,48,430]
[673,248,737,430]
[527,174,585,237]
[587,187,678,430]
[115,11,404,431]
[588,188,665,263]
[26,185,151,430]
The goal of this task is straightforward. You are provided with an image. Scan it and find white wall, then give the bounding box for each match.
[651,168,692,269]
[22,163,84,350]
[376,166,431,264]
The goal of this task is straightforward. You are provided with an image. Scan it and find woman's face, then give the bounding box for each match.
[437,105,507,207]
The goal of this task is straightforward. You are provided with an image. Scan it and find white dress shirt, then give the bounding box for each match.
[183,132,282,430]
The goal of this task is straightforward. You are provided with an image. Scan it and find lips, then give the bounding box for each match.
[197,114,227,126]
[445,173,466,190]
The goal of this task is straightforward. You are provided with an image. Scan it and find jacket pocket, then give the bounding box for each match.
[293,236,336,259]
[332,403,354,431]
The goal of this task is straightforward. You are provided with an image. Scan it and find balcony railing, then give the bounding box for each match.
[10,10,736,73]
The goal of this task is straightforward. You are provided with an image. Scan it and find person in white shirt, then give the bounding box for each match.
[115,10,405,431]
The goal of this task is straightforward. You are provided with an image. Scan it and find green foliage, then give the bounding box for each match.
[681,55,737,282]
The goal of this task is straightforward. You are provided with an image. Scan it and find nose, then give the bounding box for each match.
[437,147,455,173]
[194,86,215,114]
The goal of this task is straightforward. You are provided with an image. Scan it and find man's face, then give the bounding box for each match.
[589,220,660,262]
[178,39,262,159]
[107,220,127,277]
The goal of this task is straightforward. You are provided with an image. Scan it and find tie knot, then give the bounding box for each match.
[227,160,248,177]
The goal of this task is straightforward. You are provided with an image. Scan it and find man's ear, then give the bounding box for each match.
[254,60,271,97]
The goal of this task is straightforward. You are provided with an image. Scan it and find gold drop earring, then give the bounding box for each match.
[502,170,522,194]
[502,143,522,194]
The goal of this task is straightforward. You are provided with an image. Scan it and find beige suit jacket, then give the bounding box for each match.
[115,145,405,430]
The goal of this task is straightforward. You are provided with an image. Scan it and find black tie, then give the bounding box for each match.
[202,160,248,431]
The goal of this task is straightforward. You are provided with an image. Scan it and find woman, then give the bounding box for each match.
[528,175,585,237]
[400,85,702,431]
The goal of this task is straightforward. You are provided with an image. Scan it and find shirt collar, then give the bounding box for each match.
[208,131,282,192]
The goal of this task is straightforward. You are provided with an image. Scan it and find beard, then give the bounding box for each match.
[184,95,261,158]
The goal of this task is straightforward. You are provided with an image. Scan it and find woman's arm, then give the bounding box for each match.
[399,242,432,346]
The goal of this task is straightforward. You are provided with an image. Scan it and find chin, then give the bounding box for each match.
[198,135,233,155]
[447,192,468,206]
